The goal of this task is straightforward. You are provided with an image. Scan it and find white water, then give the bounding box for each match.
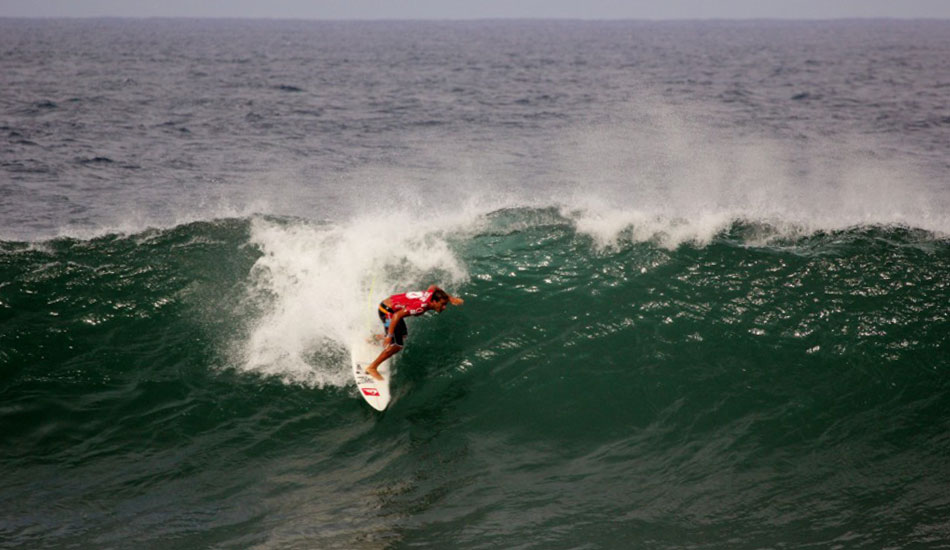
[236,213,470,387]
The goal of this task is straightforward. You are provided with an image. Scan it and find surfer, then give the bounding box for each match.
[364,285,464,381]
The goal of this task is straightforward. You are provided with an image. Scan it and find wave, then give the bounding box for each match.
[3,209,946,393]
[2,209,948,550]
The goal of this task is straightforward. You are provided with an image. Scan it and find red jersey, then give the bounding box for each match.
[388,290,433,316]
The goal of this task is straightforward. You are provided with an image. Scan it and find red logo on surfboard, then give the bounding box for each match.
[362,388,380,396]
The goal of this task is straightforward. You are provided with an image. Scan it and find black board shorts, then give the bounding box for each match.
[378,303,408,346]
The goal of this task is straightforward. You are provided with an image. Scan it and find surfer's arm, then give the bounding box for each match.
[427,284,464,306]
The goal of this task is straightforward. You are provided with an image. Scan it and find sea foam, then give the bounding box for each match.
[235,212,470,387]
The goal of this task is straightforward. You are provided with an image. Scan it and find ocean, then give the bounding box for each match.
[1,18,949,549]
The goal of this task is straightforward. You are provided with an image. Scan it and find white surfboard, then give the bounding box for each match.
[351,334,392,411]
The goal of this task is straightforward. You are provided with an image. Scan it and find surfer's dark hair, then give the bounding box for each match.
[431,289,450,303]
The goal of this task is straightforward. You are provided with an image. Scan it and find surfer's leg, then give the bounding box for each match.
[366,310,407,380]
[394,318,408,346]
[366,344,402,380]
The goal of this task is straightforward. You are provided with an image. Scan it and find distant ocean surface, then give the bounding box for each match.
[2,18,949,549]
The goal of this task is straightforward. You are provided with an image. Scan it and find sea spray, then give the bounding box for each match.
[555,103,947,248]
[236,214,470,386]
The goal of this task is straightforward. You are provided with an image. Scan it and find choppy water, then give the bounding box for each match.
[1,18,949,549]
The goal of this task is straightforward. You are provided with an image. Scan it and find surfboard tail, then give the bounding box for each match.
[351,340,393,410]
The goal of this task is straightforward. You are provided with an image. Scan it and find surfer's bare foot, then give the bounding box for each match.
[366,365,383,381]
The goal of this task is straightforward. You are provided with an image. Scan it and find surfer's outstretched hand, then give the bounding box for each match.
[450,296,464,306]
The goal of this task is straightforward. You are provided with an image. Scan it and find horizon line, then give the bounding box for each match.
[2,15,950,22]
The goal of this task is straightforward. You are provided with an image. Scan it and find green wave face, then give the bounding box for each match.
[1,211,949,548]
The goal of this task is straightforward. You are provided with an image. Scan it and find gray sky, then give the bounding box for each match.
[2,0,950,20]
